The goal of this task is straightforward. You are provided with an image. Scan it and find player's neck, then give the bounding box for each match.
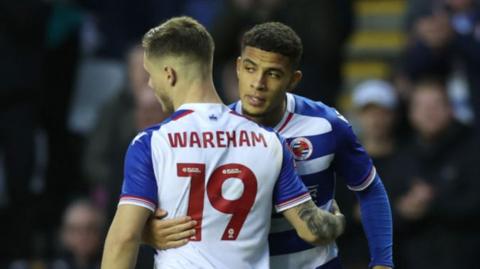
[172,77,222,110]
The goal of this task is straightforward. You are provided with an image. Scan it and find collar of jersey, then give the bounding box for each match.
[272,93,296,131]
[176,102,227,111]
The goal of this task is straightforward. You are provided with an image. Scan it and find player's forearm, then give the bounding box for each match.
[295,200,345,245]
[102,231,141,269]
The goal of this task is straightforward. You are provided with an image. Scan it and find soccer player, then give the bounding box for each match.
[101,17,345,269]
[146,22,393,269]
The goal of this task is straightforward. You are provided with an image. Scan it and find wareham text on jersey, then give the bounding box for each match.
[167,130,268,148]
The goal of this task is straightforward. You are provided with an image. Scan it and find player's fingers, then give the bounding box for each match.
[164,239,190,249]
[153,216,192,229]
[166,228,196,241]
[331,199,341,214]
[163,220,197,234]
[163,220,196,235]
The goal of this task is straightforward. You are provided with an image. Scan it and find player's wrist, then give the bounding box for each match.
[334,213,346,237]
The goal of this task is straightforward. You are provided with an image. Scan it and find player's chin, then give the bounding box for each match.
[243,106,268,118]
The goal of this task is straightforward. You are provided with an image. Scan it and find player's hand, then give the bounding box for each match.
[372,266,392,269]
[330,200,346,235]
[330,199,343,216]
[142,209,197,250]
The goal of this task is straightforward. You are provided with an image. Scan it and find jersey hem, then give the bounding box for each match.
[347,166,377,191]
[119,196,156,212]
[275,192,312,212]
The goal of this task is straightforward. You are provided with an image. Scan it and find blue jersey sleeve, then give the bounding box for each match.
[332,111,376,191]
[118,131,158,212]
[273,136,311,212]
[355,175,394,268]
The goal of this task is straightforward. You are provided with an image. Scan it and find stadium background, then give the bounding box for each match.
[1,0,479,268]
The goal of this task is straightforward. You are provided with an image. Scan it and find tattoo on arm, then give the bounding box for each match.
[297,200,343,243]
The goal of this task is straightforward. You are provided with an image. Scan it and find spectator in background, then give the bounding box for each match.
[8,198,105,269]
[393,77,480,269]
[83,45,166,219]
[51,198,105,269]
[337,80,404,269]
[403,0,480,133]
[69,0,221,147]
[351,80,399,165]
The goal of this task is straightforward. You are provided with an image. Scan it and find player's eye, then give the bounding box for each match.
[245,66,255,73]
[268,71,281,79]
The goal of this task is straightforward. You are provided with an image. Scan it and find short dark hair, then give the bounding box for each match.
[242,22,303,68]
[142,16,214,64]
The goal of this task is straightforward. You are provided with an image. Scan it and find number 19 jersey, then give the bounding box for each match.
[119,103,311,269]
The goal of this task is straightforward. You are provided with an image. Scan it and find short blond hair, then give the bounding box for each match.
[142,16,214,64]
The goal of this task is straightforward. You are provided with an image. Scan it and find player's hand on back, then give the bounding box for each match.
[142,208,197,250]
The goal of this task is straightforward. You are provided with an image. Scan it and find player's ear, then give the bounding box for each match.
[236,56,242,77]
[287,70,302,92]
[164,66,177,86]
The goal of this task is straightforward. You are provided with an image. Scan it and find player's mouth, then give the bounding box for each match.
[245,95,266,107]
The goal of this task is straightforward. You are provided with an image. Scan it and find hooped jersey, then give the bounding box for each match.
[232,93,376,269]
[119,103,311,269]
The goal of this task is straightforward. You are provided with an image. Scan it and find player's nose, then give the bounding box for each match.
[250,74,266,91]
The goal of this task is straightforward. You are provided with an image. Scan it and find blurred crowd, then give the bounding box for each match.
[0,0,479,269]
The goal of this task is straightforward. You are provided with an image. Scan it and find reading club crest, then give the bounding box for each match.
[290,137,313,160]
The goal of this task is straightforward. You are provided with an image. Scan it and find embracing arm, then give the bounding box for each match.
[282,200,345,245]
[101,205,152,269]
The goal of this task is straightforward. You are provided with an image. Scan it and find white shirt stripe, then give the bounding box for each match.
[296,154,335,175]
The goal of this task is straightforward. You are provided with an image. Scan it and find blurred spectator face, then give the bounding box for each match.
[143,53,172,113]
[415,13,453,48]
[358,105,395,139]
[409,82,453,139]
[61,201,104,262]
[135,89,166,130]
[127,46,166,128]
[128,46,150,98]
[236,46,301,123]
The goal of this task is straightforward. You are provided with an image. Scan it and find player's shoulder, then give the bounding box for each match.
[130,109,195,147]
[290,93,351,130]
[291,94,337,120]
